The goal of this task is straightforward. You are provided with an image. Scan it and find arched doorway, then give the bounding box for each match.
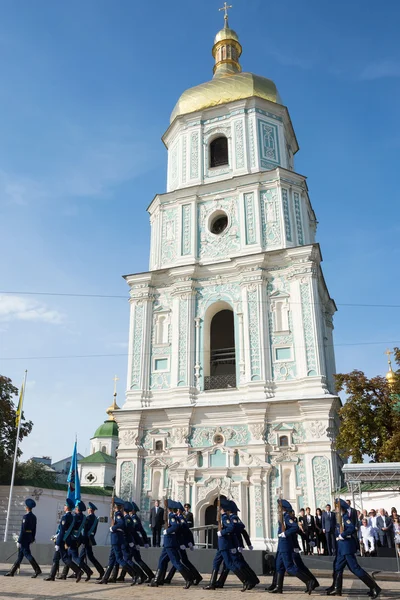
[205,309,236,390]
[205,495,227,549]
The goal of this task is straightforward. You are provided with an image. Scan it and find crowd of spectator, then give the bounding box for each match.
[296,501,400,557]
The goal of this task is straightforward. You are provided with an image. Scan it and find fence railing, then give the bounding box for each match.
[191,524,218,549]
[204,374,236,390]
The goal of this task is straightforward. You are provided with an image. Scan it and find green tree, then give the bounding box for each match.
[15,460,57,488]
[335,348,400,462]
[0,375,33,483]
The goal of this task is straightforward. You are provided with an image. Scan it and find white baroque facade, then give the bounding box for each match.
[115,18,341,548]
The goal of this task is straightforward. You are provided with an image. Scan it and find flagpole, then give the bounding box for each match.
[4,370,28,542]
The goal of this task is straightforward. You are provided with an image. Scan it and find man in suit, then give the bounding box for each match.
[345,499,360,549]
[149,500,164,547]
[184,504,194,529]
[377,509,394,548]
[322,504,337,556]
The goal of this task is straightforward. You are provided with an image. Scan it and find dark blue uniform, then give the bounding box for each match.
[5,499,42,579]
[334,516,367,577]
[68,511,86,565]
[326,500,381,598]
[17,511,36,562]
[78,511,104,577]
[44,507,83,581]
[275,512,301,575]
[107,510,132,568]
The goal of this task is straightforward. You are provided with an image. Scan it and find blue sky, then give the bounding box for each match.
[1,0,399,462]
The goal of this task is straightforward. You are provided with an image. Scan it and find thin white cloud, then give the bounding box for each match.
[0,136,152,207]
[270,51,316,70]
[0,295,64,325]
[360,59,400,81]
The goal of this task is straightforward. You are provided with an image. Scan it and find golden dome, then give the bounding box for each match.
[214,26,239,44]
[171,72,280,123]
[106,392,120,421]
[386,367,396,388]
[170,13,280,124]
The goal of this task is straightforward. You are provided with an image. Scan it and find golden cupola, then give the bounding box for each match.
[170,7,281,123]
[386,350,396,390]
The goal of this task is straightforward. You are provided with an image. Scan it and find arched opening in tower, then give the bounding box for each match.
[210,136,229,168]
[205,309,236,390]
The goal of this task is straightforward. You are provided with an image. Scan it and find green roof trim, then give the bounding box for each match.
[13,481,113,496]
[79,451,116,465]
[341,481,400,493]
[92,420,119,439]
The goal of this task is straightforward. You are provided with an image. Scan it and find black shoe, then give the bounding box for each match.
[29,558,42,578]
[203,569,218,590]
[4,562,19,577]
[193,575,203,586]
[96,565,113,585]
[269,572,284,594]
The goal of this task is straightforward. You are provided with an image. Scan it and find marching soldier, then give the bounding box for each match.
[149,499,194,588]
[44,498,83,582]
[268,499,315,595]
[163,502,202,586]
[96,497,138,584]
[326,499,381,598]
[203,498,248,591]
[116,501,155,583]
[267,509,319,593]
[78,502,104,580]
[5,498,41,578]
[214,500,259,590]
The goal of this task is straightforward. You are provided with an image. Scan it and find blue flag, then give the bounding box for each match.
[67,440,81,504]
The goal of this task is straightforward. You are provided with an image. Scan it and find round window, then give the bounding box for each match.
[213,433,224,445]
[210,212,228,235]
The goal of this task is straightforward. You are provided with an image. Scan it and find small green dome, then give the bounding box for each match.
[92,420,119,439]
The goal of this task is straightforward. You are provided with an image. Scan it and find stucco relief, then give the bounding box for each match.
[198,197,240,260]
[308,421,327,439]
[122,430,138,447]
[248,423,265,441]
[197,476,239,502]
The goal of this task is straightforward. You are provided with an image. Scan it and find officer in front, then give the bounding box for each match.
[270,499,315,595]
[326,498,381,598]
[5,498,41,578]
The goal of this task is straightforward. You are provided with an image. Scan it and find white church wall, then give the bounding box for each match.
[0,486,112,544]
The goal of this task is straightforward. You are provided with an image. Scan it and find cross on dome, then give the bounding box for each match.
[219,2,233,26]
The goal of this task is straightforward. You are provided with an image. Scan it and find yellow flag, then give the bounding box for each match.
[15,382,24,427]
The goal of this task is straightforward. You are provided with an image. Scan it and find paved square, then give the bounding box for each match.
[0,565,399,600]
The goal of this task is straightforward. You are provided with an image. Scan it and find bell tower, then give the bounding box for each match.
[115,8,341,549]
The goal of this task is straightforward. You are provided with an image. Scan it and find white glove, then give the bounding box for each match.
[188,542,193,548]
[248,545,254,550]
[109,527,113,532]
[217,531,222,537]
[129,542,134,547]
[136,545,141,550]
[294,548,301,553]
[17,542,21,549]
[278,532,286,538]
[163,529,167,535]
[231,548,237,554]
[180,544,186,550]
[337,535,343,541]
[55,545,60,551]
[238,547,243,553]
[144,544,149,548]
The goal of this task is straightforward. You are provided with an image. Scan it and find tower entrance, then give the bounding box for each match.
[204,495,227,549]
